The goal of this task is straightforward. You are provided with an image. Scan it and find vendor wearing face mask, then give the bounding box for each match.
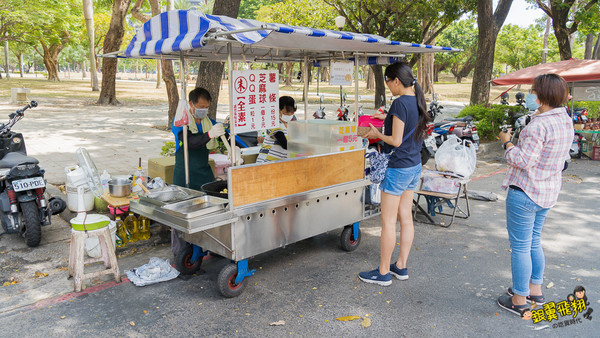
[525,89,541,112]
[256,96,296,163]
[171,87,226,190]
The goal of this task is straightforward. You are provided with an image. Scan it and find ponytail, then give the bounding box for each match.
[384,62,431,140]
[412,81,430,140]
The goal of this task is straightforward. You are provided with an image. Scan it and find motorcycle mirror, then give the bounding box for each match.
[29,101,38,108]
[357,95,361,102]
[320,95,324,104]
[343,93,347,101]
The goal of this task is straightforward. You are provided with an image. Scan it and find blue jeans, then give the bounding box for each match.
[505,187,550,297]
[379,164,422,196]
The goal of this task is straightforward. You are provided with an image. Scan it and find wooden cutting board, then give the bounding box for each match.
[101,192,139,207]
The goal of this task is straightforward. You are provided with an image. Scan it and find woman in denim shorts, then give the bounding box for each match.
[359,62,430,286]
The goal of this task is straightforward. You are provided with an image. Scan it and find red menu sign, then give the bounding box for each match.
[232,70,279,133]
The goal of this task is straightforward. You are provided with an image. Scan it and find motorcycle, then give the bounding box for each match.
[0,101,66,247]
[336,92,350,121]
[313,95,326,119]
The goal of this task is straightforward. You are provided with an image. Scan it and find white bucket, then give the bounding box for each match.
[66,184,94,212]
[85,221,117,258]
[65,165,87,187]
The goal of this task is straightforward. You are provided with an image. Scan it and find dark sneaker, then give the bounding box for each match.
[358,268,392,286]
[390,263,408,280]
[497,294,532,320]
[507,287,545,305]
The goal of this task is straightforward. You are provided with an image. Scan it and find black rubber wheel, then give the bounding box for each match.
[48,197,66,215]
[340,225,361,252]
[174,245,203,275]
[421,149,431,165]
[217,263,246,298]
[21,201,42,247]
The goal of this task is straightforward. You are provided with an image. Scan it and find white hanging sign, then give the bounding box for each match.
[232,70,279,133]
[330,62,353,86]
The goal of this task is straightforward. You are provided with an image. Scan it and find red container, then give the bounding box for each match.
[593,145,600,161]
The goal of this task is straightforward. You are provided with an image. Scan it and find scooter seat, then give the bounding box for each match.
[441,116,474,123]
[0,152,39,168]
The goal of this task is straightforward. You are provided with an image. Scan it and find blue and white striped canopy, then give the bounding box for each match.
[120,10,460,62]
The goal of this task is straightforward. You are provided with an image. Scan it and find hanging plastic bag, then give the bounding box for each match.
[173,99,198,134]
[434,135,476,178]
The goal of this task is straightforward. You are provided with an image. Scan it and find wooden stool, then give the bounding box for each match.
[68,226,121,292]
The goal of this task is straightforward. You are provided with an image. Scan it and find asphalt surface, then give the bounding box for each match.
[0,97,598,336]
[0,158,598,337]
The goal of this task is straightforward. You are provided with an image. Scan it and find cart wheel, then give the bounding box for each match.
[175,245,202,275]
[217,263,247,298]
[340,225,361,252]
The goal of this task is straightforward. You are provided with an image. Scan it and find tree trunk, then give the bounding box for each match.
[194,0,241,120]
[18,52,23,77]
[284,62,293,86]
[97,0,132,105]
[365,66,374,90]
[585,33,595,59]
[542,8,550,63]
[372,65,385,108]
[554,25,572,60]
[156,59,161,88]
[470,0,513,105]
[81,61,86,78]
[593,33,600,59]
[40,42,62,82]
[83,0,99,91]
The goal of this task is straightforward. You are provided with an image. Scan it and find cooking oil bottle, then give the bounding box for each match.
[132,157,145,187]
[124,212,139,242]
[138,215,151,240]
[115,216,128,247]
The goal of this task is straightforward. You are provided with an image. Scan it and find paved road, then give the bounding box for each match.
[0,158,597,336]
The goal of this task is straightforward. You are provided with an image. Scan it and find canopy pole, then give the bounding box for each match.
[353,52,359,122]
[180,51,190,188]
[304,54,309,120]
[227,42,237,166]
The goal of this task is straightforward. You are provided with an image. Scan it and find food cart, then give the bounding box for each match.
[104,10,459,297]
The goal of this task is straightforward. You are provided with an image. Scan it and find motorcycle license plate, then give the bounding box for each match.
[472,133,479,141]
[12,177,45,192]
[424,137,437,150]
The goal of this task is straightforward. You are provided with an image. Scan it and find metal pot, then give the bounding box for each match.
[108,178,131,197]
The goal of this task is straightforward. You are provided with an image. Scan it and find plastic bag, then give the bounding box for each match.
[434,135,476,178]
[126,257,180,286]
[173,99,198,134]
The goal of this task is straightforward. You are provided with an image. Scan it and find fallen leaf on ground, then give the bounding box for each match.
[546,282,554,289]
[59,267,68,271]
[129,321,135,326]
[143,310,147,314]
[361,317,372,328]
[336,316,361,321]
[34,272,49,278]
[61,316,66,319]
[269,320,285,326]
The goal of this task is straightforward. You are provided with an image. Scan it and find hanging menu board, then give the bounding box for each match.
[572,85,600,101]
[231,70,279,133]
[330,62,353,86]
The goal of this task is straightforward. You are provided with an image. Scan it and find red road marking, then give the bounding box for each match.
[14,254,214,313]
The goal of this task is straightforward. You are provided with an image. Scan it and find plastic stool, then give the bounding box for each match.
[68,226,121,292]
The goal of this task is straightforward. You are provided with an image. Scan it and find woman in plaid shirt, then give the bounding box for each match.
[496,74,573,318]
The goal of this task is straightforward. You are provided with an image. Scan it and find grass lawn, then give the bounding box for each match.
[0,72,529,108]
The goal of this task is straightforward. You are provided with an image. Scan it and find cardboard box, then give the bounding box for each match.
[148,157,175,184]
[149,156,220,184]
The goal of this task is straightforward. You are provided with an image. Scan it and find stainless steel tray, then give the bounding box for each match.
[160,195,228,219]
[138,185,205,207]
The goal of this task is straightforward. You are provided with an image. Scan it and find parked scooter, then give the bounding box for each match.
[313,95,326,119]
[0,101,66,247]
[336,93,349,121]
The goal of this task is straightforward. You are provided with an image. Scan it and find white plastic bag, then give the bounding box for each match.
[126,257,180,286]
[434,135,476,178]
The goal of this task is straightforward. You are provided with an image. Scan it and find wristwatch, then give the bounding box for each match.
[503,141,512,150]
